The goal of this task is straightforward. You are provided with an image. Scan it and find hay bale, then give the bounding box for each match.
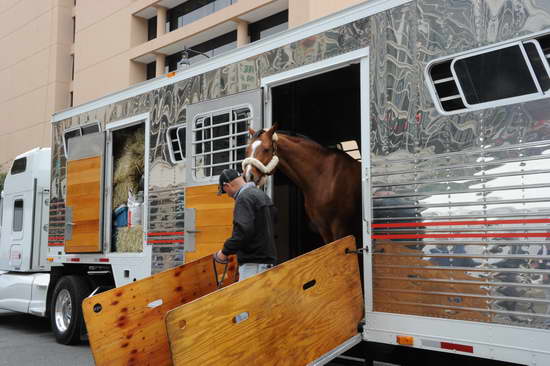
[116,225,143,252]
[112,127,145,208]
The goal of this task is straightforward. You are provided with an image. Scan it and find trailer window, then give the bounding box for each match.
[63,128,81,156]
[192,106,251,178]
[167,124,186,163]
[428,34,550,114]
[63,121,101,156]
[82,123,100,135]
[10,157,27,175]
[13,199,23,232]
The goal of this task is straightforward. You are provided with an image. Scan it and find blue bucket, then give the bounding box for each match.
[114,205,128,227]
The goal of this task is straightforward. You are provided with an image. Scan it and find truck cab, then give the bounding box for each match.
[0,148,51,314]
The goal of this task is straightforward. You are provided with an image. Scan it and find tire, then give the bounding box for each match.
[50,275,90,345]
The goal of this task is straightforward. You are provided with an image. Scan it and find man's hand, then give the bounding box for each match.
[213,250,228,264]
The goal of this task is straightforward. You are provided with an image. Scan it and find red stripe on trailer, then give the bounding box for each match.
[48,236,64,240]
[69,258,80,262]
[441,342,473,353]
[372,218,550,228]
[147,232,184,236]
[146,240,185,244]
[98,258,109,262]
[372,233,550,239]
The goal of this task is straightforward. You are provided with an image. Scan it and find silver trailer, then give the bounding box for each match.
[1,0,549,363]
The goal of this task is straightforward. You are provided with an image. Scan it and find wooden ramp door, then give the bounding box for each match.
[166,236,365,366]
[65,133,105,253]
[82,254,237,366]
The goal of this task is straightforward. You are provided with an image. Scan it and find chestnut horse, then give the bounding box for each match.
[242,124,362,243]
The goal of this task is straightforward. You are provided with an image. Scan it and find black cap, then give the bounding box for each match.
[217,169,240,195]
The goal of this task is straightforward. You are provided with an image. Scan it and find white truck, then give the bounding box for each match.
[0,148,51,318]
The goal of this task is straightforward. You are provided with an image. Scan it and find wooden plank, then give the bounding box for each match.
[185,184,234,261]
[185,243,224,263]
[66,156,102,253]
[374,289,489,308]
[373,301,491,323]
[82,254,238,366]
[373,278,488,295]
[194,225,234,243]
[166,236,364,366]
[195,208,233,226]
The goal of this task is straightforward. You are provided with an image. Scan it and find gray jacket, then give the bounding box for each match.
[222,186,277,265]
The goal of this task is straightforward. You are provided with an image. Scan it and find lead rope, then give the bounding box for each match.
[212,257,230,289]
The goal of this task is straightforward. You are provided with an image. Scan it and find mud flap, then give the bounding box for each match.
[165,236,364,366]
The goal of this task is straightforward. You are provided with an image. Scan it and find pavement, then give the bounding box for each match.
[0,310,94,366]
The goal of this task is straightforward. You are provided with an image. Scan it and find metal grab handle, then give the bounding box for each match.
[186,230,201,234]
[68,222,76,226]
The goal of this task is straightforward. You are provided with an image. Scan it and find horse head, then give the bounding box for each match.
[242,124,279,187]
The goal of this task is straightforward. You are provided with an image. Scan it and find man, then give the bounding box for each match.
[213,168,277,281]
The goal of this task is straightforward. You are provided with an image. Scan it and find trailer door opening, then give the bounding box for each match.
[270,63,361,262]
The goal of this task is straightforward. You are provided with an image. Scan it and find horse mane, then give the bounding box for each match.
[253,128,357,160]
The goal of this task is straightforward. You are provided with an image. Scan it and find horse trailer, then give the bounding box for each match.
[1,0,550,364]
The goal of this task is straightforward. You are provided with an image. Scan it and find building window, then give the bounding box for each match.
[428,33,550,114]
[69,91,73,107]
[167,124,186,163]
[13,199,23,232]
[165,31,237,71]
[148,16,157,41]
[249,10,288,42]
[72,16,76,43]
[192,105,251,179]
[71,55,75,80]
[146,61,156,80]
[167,0,237,32]
[10,158,27,175]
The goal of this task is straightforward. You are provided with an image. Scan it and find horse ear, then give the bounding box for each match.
[248,127,256,138]
[265,123,279,138]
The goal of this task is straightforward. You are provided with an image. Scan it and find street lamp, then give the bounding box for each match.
[177,46,211,70]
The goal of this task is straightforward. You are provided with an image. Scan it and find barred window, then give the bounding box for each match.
[192,106,251,179]
[167,124,186,163]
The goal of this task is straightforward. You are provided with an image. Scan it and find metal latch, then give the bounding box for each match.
[345,247,369,255]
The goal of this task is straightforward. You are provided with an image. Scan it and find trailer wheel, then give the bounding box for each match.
[50,275,90,345]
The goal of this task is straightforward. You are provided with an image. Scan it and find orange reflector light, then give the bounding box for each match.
[47,257,54,262]
[397,335,414,346]
[166,71,177,78]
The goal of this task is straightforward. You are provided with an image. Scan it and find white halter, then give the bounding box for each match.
[242,132,279,179]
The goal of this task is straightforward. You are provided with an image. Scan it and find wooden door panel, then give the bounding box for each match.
[82,254,238,366]
[65,156,102,253]
[185,184,234,262]
[166,236,364,366]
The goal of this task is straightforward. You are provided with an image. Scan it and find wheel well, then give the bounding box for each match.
[45,264,115,316]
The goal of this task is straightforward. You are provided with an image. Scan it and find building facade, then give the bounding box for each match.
[0,0,365,172]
